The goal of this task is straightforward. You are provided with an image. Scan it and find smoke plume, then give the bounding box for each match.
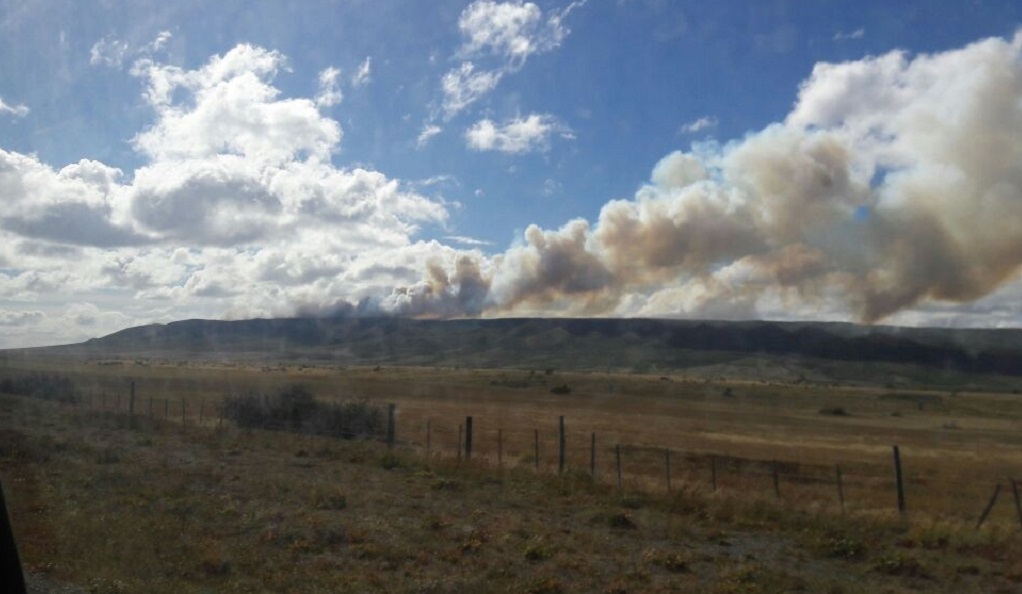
[381,32,1022,323]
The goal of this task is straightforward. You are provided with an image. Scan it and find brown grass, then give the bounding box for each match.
[3,357,1022,591]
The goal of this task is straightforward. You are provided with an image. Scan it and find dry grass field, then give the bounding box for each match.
[3,355,1022,592]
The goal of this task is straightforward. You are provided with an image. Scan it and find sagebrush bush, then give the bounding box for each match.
[221,384,383,439]
[0,373,80,403]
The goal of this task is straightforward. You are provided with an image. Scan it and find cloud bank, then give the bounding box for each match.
[5,30,1022,347]
[0,43,452,346]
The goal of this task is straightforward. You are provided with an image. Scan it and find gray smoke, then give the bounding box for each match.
[381,32,1022,324]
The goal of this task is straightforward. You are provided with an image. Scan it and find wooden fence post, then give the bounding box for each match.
[116,394,121,411]
[148,396,153,417]
[386,404,396,449]
[464,416,473,461]
[426,420,432,457]
[497,429,503,468]
[199,399,205,426]
[181,400,186,429]
[836,465,845,511]
[129,381,135,414]
[533,429,539,470]
[218,401,224,429]
[615,444,622,490]
[892,445,906,514]
[665,449,672,493]
[164,398,169,418]
[590,433,596,477]
[711,456,717,492]
[977,484,1002,529]
[558,416,566,474]
[772,461,780,498]
[1011,479,1022,531]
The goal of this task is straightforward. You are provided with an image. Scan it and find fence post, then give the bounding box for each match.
[836,465,845,511]
[711,456,717,492]
[498,429,503,468]
[199,399,205,426]
[665,449,672,493]
[218,401,224,429]
[615,444,622,490]
[590,433,596,477]
[426,420,432,457]
[164,398,169,418]
[464,416,473,461]
[976,484,1002,529]
[148,396,153,417]
[386,404,396,449]
[534,429,539,470]
[1011,479,1022,531]
[892,445,906,514]
[772,461,780,498]
[116,394,121,411]
[181,400,186,429]
[129,382,135,414]
[558,416,566,474]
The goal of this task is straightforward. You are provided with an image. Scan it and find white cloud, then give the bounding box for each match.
[0,43,454,346]
[0,309,44,327]
[445,235,494,247]
[315,66,343,108]
[678,115,717,134]
[0,98,28,118]
[437,1,587,120]
[465,113,571,153]
[131,44,340,165]
[440,61,503,120]
[148,30,172,52]
[416,124,443,148]
[833,28,865,42]
[351,57,372,87]
[90,35,130,67]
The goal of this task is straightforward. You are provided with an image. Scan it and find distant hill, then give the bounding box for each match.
[24,317,1022,379]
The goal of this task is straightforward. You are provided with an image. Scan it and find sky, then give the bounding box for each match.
[2,1,1022,348]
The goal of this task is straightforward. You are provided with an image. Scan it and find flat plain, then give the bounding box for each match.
[3,354,1022,592]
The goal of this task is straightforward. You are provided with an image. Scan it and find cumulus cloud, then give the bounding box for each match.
[465,113,571,153]
[0,310,44,327]
[383,30,1022,325]
[0,98,29,118]
[0,43,451,346]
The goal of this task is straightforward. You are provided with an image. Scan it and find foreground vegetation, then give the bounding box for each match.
[3,389,1022,593]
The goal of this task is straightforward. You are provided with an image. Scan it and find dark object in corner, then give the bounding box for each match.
[0,477,27,594]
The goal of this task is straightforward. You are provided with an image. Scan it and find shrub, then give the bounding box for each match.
[0,373,80,403]
[550,384,571,395]
[818,407,848,416]
[221,384,383,439]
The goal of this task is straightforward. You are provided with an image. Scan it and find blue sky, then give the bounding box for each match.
[2,1,1022,347]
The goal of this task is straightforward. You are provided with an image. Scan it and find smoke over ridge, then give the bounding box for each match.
[369,32,1022,324]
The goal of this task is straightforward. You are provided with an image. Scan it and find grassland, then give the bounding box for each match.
[3,356,1022,592]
